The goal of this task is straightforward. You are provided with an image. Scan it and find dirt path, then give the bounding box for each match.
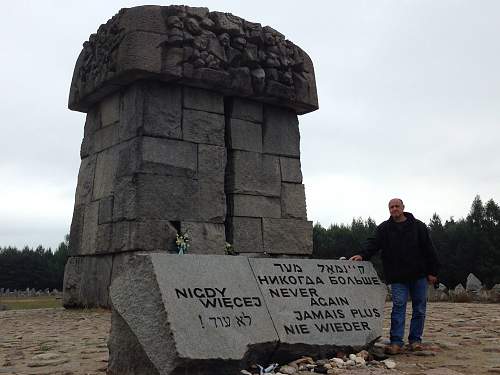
[1,303,500,374]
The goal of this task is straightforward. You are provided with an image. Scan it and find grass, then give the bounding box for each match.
[0,296,62,310]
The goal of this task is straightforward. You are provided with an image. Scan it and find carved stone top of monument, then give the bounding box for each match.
[68,5,318,115]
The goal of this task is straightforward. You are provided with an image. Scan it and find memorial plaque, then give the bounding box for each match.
[249,259,386,350]
[109,253,278,375]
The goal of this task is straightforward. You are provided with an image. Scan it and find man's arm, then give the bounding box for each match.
[419,222,440,284]
[350,226,382,261]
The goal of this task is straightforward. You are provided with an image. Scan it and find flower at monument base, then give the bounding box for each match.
[175,232,190,255]
[224,242,236,255]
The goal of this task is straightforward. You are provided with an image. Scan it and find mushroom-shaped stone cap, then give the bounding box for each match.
[68,5,318,114]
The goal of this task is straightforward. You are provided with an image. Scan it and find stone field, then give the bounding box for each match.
[1,302,500,375]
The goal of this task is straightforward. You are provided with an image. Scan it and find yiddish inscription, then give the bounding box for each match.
[249,259,386,346]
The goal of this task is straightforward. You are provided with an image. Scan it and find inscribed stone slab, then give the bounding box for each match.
[249,259,386,350]
[109,254,278,374]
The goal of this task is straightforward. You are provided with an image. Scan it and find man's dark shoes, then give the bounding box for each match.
[409,342,423,352]
[384,344,402,355]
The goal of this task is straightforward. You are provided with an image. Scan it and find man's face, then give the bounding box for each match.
[388,199,404,220]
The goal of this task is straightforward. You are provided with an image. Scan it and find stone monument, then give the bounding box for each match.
[63,5,318,308]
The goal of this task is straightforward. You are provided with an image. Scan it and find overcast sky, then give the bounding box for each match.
[1,1,499,249]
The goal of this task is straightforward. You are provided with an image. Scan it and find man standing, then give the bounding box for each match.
[350,198,439,354]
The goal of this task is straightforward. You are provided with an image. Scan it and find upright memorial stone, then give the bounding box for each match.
[63,5,318,308]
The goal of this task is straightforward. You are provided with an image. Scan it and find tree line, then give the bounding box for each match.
[0,235,69,291]
[313,195,500,289]
[1,196,499,291]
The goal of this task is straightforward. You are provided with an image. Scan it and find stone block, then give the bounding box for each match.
[108,254,278,375]
[120,83,144,141]
[93,144,124,200]
[116,31,163,77]
[227,151,280,197]
[228,118,262,153]
[262,106,300,157]
[69,205,85,256]
[143,83,182,139]
[198,144,226,182]
[118,137,197,178]
[281,183,307,219]
[183,86,224,114]
[94,122,120,153]
[80,108,99,158]
[112,220,177,252]
[249,258,386,351]
[120,83,183,141]
[98,196,114,224]
[229,194,281,218]
[80,201,99,255]
[231,97,263,123]
[180,221,226,254]
[96,223,113,254]
[199,180,226,223]
[280,157,302,183]
[100,92,120,127]
[62,255,113,308]
[262,218,312,255]
[74,155,97,205]
[227,217,263,254]
[182,109,225,146]
[113,174,200,221]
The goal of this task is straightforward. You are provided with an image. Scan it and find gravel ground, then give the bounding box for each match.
[1,302,500,375]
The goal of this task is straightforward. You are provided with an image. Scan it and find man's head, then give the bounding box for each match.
[388,198,406,222]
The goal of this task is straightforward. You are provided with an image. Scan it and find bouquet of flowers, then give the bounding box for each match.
[175,231,190,255]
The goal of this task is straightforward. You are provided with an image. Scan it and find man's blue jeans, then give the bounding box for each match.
[390,277,428,346]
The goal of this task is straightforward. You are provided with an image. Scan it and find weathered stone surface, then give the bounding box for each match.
[281,183,307,219]
[180,221,226,254]
[249,258,386,353]
[227,151,280,197]
[68,6,318,115]
[109,254,278,374]
[229,194,281,218]
[68,205,85,256]
[100,92,120,127]
[198,144,226,182]
[98,196,114,224]
[114,174,199,221]
[74,155,97,205]
[119,82,183,141]
[280,157,302,183]
[228,118,263,153]
[227,217,263,254]
[231,98,263,123]
[80,202,99,255]
[141,137,197,175]
[94,121,120,153]
[112,220,177,252]
[93,144,124,200]
[466,273,482,293]
[182,109,225,146]
[199,179,226,223]
[63,255,113,308]
[183,86,224,114]
[262,218,312,255]
[117,137,197,178]
[143,83,182,139]
[81,108,100,158]
[263,106,300,157]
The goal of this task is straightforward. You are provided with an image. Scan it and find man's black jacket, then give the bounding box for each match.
[360,212,440,284]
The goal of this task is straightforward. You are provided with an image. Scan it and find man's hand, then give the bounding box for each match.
[349,255,363,261]
[427,275,438,285]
